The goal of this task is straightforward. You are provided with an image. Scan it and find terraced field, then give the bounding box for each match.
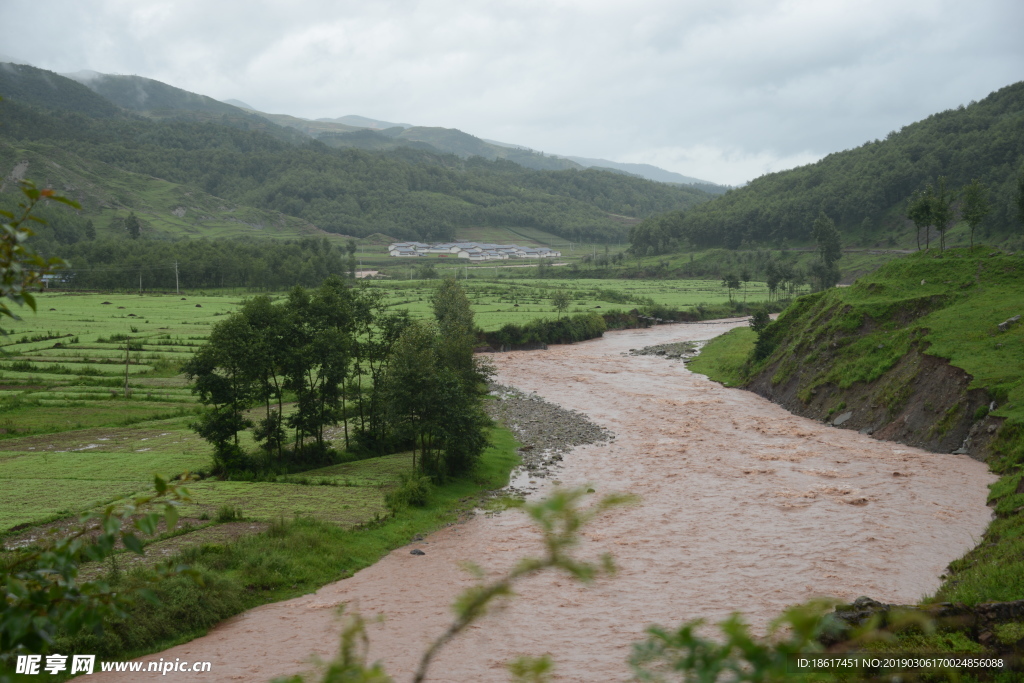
[0,293,413,546]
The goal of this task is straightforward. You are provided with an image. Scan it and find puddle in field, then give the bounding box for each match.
[100,321,995,682]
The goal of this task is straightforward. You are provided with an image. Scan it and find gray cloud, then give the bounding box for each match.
[2,0,1021,184]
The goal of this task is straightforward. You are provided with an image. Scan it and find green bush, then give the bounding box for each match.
[485,311,606,348]
[216,504,242,523]
[384,472,432,513]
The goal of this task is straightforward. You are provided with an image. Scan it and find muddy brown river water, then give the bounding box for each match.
[97,322,995,682]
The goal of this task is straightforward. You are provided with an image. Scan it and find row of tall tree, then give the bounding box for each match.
[21,236,357,291]
[184,277,491,481]
[906,177,995,251]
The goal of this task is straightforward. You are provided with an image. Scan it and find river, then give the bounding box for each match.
[96,321,994,682]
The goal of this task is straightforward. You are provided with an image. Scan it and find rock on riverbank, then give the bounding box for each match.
[485,383,611,491]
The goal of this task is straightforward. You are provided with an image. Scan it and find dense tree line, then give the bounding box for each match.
[482,311,607,349]
[184,277,491,481]
[15,234,354,290]
[629,81,1024,254]
[0,64,711,246]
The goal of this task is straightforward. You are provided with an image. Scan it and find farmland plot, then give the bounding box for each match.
[0,294,407,544]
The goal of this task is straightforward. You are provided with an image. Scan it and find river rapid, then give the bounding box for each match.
[103,321,995,682]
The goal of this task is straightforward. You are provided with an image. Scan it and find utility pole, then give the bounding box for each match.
[124,337,131,398]
[174,261,179,295]
[139,272,142,294]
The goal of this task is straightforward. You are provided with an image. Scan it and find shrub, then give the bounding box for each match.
[384,472,432,513]
[216,505,242,523]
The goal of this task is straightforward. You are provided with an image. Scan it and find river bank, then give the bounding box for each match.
[97,321,994,682]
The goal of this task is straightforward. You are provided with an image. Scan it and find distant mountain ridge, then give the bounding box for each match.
[0,62,714,248]
[559,156,725,190]
[8,59,716,185]
[317,114,413,129]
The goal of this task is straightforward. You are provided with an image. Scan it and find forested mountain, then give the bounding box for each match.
[630,81,1024,255]
[0,63,712,247]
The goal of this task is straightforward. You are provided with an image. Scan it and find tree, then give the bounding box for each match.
[279,283,355,458]
[749,308,770,333]
[183,314,257,471]
[0,180,70,322]
[238,295,290,459]
[931,176,955,252]
[125,212,141,240]
[907,187,933,251]
[764,261,781,301]
[811,211,842,268]
[740,268,751,302]
[808,259,840,292]
[721,273,740,302]
[351,291,410,449]
[961,179,990,249]
[811,211,842,290]
[551,289,571,319]
[84,219,96,240]
[432,278,483,390]
[346,239,358,279]
[383,321,443,473]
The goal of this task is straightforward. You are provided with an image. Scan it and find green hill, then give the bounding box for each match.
[315,124,583,172]
[0,63,121,119]
[59,71,308,143]
[0,64,713,248]
[0,138,330,243]
[631,81,1024,255]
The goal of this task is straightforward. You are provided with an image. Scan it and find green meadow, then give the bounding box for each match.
[368,277,773,330]
[0,291,525,538]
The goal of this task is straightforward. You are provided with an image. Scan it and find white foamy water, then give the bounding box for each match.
[98,322,994,682]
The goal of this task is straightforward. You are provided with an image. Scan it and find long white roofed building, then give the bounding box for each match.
[387,241,560,260]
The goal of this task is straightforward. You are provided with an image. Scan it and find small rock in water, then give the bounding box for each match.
[410,548,426,556]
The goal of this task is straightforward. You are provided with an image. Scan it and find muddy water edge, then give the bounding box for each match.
[101,321,995,682]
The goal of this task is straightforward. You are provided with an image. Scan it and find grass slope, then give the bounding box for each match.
[0,139,333,242]
[687,327,756,387]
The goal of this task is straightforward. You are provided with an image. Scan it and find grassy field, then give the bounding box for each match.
[366,277,774,330]
[0,291,525,538]
[686,327,757,387]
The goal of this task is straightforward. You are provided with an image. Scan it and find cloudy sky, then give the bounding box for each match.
[3,0,1022,185]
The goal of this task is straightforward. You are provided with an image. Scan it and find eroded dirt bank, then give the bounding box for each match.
[102,322,995,682]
